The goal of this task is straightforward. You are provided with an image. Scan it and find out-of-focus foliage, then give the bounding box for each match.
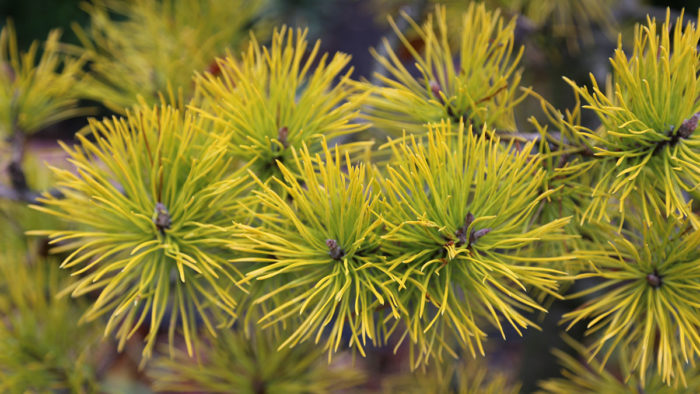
[149,326,365,393]
[381,359,520,394]
[364,4,525,136]
[0,203,101,393]
[520,0,616,50]
[0,254,101,393]
[369,0,617,51]
[0,21,88,137]
[539,336,700,393]
[74,0,266,112]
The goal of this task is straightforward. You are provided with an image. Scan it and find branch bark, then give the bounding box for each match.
[2,121,62,205]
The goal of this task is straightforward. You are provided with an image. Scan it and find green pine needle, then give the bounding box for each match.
[149,326,365,393]
[539,335,700,393]
[73,0,264,112]
[0,21,89,136]
[0,230,101,394]
[382,358,520,394]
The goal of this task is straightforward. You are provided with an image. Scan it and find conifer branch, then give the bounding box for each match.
[1,125,42,204]
[1,129,62,205]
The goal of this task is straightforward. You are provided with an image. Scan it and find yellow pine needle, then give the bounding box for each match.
[194,26,369,182]
[566,10,700,226]
[380,120,572,367]
[562,208,700,387]
[32,103,253,362]
[229,139,397,359]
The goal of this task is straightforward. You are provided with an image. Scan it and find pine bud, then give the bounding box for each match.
[326,239,344,260]
[646,271,662,288]
[154,202,171,234]
[677,112,700,139]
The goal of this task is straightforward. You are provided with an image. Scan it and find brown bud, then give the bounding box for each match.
[646,271,662,288]
[154,202,171,234]
[463,212,475,229]
[677,112,700,139]
[455,212,474,246]
[207,60,221,77]
[429,80,441,99]
[1,62,14,83]
[470,228,491,244]
[326,239,344,260]
[429,79,449,107]
[278,126,289,148]
[454,212,490,247]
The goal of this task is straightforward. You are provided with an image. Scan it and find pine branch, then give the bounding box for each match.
[2,122,38,204]
[7,123,27,192]
[2,127,62,205]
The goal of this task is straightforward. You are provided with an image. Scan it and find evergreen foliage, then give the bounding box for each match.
[231,140,397,358]
[364,4,525,135]
[149,326,365,393]
[566,11,700,226]
[563,206,700,386]
[0,252,100,393]
[379,122,571,367]
[539,336,700,393]
[30,104,253,361]
[519,0,617,50]
[194,27,369,181]
[382,360,520,394]
[73,0,265,112]
[0,21,88,137]
[0,203,101,393]
[1,0,699,391]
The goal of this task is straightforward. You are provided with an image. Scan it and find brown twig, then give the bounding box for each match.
[7,118,27,192]
[2,122,62,205]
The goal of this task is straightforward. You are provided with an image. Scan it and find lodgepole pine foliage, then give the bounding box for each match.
[194,27,369,182]
[364,4,525,135]
[562,205,700,386]
[2,0,700,392]
[230,140,399,359]
[30,104,253,361]
[566,10,700,226]
[379,122,572,367]
[0,21,89,138]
